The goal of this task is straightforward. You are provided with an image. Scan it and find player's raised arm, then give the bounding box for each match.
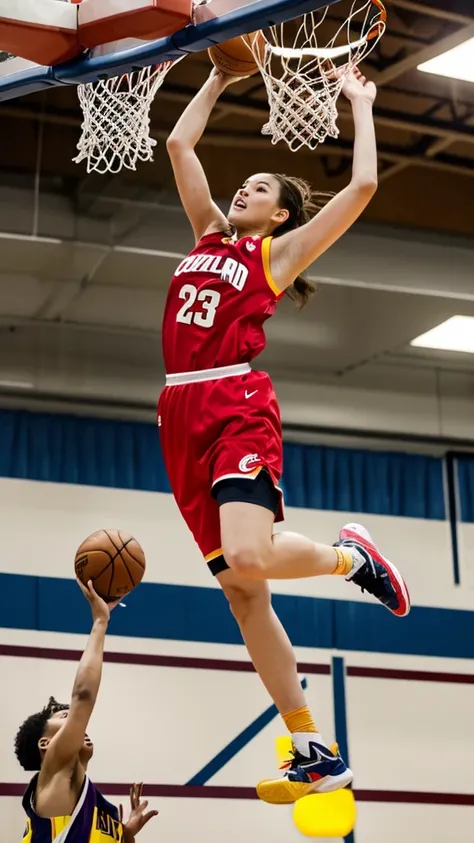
[166,69,238,242]
[38,581,119,783]
[270,69,378,290]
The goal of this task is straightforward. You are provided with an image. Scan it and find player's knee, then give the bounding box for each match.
[221,580,271,624]
[223,543,270,579]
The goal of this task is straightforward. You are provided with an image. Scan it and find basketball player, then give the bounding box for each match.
[160,65,410,804]
[14,578,158,842]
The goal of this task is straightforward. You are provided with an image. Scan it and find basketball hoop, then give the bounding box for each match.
[74,59,180,174]
[249,0,386,151]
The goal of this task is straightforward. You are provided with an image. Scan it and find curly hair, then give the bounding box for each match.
[14,697,69,771]
[272,174,334,308]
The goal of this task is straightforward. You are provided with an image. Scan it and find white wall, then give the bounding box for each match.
[459,522,474,591]
[0,477,467,609]
[1,478,474,843]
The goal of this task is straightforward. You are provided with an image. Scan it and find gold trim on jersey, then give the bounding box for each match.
[22,804,122,842]
[220,234,280,296]
[261,237,281,297]
[93,806,122,841]
[205,547,224,563]
[51,815,69,838]
[22,819,32,843]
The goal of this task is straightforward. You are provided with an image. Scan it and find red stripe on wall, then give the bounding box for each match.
[0,644,330,675]
[4,644,474,685]
[1,783,474,804]
[355,790,474,806]
[347,666,474,684]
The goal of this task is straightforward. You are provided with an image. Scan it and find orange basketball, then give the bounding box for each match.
[208,31,266,77]
[74,529,145,603]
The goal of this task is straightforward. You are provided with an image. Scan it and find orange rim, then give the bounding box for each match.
[366,0,386,41]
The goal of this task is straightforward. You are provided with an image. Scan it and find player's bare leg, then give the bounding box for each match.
[221,503,346,578]
[217,570,306,713]
[217,565,353,803]
[217,499,410,802]
[220,501,410,616]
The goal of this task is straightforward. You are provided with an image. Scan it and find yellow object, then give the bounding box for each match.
[257,778,321,805]
[293,789,356,838]
[276,735,293,769]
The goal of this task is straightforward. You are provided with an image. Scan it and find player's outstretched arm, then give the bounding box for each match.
[39,581,120,782]
[270,68,378,291]
[166,69,239,242]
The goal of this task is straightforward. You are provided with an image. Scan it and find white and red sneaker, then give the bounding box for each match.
[336,523,411,617]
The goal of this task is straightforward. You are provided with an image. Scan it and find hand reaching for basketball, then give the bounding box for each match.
[76,578,123,623]
[120,783,159,841]
[340,67,376,104]
[209,66,246,88]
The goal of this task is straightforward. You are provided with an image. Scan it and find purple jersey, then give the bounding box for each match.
[22,774,122,842]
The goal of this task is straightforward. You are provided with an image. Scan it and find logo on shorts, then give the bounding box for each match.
[239,453,261,473]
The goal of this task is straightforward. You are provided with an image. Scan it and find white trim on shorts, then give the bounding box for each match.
[165,363,251,386]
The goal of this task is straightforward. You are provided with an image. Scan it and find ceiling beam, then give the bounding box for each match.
[161,88,474,151]
[389,1,473,26]
[5,94,473,153]
[340,104,474,146]
[342,103,474,184]
[366,13,474,183]
[378,160,410,184]
[424,110,474,160]
[425,136,459,159]
[159,85,474,154]
[374,22,474,86]
[1,102,473,179]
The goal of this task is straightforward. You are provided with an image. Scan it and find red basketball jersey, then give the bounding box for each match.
[161,232,282,373]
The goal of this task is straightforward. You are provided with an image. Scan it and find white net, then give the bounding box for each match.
[74,61,176,174]
[250,0,386,151]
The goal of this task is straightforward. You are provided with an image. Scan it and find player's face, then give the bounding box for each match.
[228,173,288,233]
[42,709,94,760]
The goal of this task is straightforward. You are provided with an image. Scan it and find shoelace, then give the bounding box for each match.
[284,742,339,773]
[337,540,387,598]
[352,557,389,598]
[282,747,307,773]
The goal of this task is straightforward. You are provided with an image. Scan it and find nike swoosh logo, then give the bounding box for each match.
[245,390,258,399]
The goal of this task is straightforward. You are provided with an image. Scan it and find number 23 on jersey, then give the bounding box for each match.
[176,284,221,329]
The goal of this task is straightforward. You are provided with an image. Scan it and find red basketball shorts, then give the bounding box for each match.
[157,366,284,563]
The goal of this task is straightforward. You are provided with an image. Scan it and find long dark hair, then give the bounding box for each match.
[272,174,333,309]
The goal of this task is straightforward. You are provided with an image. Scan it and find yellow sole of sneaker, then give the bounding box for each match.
[256,779,316,805]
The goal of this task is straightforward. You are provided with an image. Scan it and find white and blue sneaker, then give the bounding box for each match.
[257,740,353,804]
[336,523,411,617]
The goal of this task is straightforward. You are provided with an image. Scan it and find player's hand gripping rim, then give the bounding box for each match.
[324,63,377,105]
